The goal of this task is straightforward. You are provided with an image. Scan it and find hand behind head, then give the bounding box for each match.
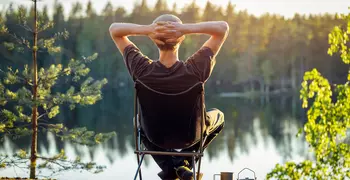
[152,21,185,45]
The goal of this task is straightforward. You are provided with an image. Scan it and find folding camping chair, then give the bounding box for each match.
[133,79,207,180]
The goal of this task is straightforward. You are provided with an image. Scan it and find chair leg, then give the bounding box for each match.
[134,153,145,180]
[136,128,143,180]
[196,156,202,180]
[196,135,207,180]
[192,156,196,180]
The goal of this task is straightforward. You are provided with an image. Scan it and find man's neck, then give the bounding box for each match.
[159,49,179,68]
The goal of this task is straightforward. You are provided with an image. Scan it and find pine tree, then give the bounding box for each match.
[0,1,115,179]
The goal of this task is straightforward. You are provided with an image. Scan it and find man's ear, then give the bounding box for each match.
[180,35,186,43]
[176,35,186,45]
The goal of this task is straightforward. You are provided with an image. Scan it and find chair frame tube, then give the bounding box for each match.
[133,89,142,180]
[196,90,205,178]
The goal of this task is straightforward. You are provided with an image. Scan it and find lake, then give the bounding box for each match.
[0,92,311,180]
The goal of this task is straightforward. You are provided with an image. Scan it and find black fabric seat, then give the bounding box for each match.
[135,80,205,149]
[133,79,206,180]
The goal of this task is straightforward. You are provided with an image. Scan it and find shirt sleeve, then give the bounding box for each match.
[123,44,152,81]
[186,46,216,82]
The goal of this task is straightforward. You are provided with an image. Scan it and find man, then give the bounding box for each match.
[109,14,228,180]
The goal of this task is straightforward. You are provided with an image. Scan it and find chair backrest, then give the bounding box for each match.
[135,80,205,149]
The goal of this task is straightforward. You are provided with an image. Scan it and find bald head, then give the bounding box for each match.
[153,14,182,24]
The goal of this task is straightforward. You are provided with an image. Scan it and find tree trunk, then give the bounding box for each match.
[30,0,38,178]
[291,57,297,90]
[249,78,254,92]
[280,76,285,90]
[260,78,264,95]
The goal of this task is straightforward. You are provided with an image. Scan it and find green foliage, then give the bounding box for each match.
[261,60,274,85]
[0,149,106,177]
[267,10,350,180]
[0,54,110,139]
[0,15,8,34]
[328,12,350,64]
[36,149,107,176]
[1,0,347,96]
[39,30,69,55]
[0,1,115,178]
[47,126,116,146]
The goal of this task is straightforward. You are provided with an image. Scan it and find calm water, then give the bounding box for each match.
[0,93,311,180]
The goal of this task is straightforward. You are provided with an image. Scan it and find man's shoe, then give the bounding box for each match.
[175,166,203,180]
[175,166,193,180]
[158,170,178,180]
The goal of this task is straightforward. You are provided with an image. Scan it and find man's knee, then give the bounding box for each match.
[206,108,225,131]
[216,109,224,120]
[207,108,224,120]
[207,107,219,112]
[215,109,225,129]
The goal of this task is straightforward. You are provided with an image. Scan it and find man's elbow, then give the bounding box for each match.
[219,21,229,36]
[109,23,123,38]
[109,23,117,36]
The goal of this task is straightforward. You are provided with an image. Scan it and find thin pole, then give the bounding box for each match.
[133,154,145,180]
[196,90,205,178]
[192,156,197,180]
[133,88,142,180]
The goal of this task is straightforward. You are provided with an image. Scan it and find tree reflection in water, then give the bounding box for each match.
[1,91,310,178]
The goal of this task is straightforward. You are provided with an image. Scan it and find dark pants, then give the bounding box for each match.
[140,108,225,179]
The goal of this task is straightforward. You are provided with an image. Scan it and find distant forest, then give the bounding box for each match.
[0,0,349,95]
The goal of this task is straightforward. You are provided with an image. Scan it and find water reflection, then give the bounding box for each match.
[0,92,310,179]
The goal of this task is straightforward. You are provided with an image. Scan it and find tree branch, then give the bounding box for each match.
[6,33,31,49]
[0,68,33,86]
[17,24,33,33]
[38,156,68,170]
[37,155,105,177]
[37,112,49,121]
[0,156,7,163]
[37,122,52,127]
[37,69,70,86]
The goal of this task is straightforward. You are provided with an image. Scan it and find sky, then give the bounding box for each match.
[1,0,350,18]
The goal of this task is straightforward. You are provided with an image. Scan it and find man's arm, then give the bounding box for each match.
[109,23,149,54]
[183,21,229,56]
[165,21,229,56]
[109,23,166,54]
